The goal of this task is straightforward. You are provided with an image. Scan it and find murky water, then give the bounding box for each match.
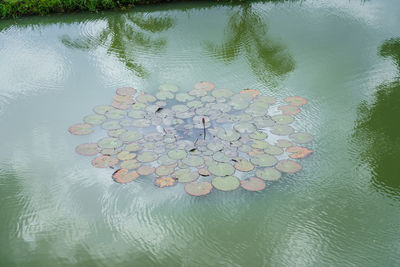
[1,0,400,266]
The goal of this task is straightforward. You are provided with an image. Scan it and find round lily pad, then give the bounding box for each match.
[234,158,254,172]
[173,168,199,183]
[234,122,256,133]
[187,100,203,108]
[256,168,282,181]
[248,149,264,157]
[105,109,126,119]
[91,156,119,168]
[154,176,176,188]
[276,139,293,148]
[212,176,240,191]
[136,94,156,103]
[75,143,98,156]
[120,159,141,169]
[112,101,131,110]
[207,143,224,152]
[117,151,136,161]
[256,96,276,104]
[112,169,139,183]
[125,143,141,152]
[208,162,235,176]
[128,110,146,119]
[98,137,123,149]
[251,140,270,149]
[176,93,195,102]
[132,102,146,110]
[285,96,307,106]
[198,168,210,176]
[213,152,230,163]
[200,95,215,103]
[101,148,119,156]
[137,165,155,176]
[156,91,174,100]
[289,132,313,144]
[68,123,93,135]
[278,105,300,115]
[182,156,204,167]
[240,177,266,191]
[116,87,136,96]
[240,89,259,97]
[93,105,113,115]
[137,151,158,163]
[171,104,189,113]
[119,131,143,143]
[108,129,126,137]
[167,149,187,160]
[194,81,215,91]
[286,146,313,159]
[264,145,284,156]
[217,129,240,142]
[254,117,275,128]
[250,154,278,167]
[102,120,121,130]
[189,89,208,97]
[131,119,151,128]
[158,155,177,165]
[272,114,294,125]
[114,95,134,104]
[275,159,302,173]
[185,181,213,196]
[156,164,176,176]
[249,131,268,140]
[159,84,179,92]
[270,125,294,136]
[212,89,234,98]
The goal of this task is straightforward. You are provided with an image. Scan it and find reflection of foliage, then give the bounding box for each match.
[206,3,295,86]
[354,38,400,197]
[61,13,174,78]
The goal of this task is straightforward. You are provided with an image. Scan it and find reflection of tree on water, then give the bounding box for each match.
[206,3,295,86]
[354,38,400,197]
[62,13,174,78]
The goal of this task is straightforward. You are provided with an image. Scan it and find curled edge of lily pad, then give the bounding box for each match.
[112,169,139,183]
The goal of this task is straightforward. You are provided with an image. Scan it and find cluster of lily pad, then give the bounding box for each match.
[68,82,313,196]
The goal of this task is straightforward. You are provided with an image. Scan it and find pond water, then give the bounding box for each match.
[1,0,400,266]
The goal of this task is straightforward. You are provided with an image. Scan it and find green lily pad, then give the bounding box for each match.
[119,131,143,143]
[284,96,307,106]
[251,140,270,149]
[212,89,234,98]
[272,114,294,125]
[156,164,176,176]
[194,81,215,91]
[91,155,119,168]
[136,94,156,103]
[105,109,126,119]
[144,132,164,142]
[234,158,254,172]
[256,168,282,181]
[275,159,302,173]
[182,156,204,167]
[207,143,224,152]
[217,129,240,142]
[159,84,179,93]
[131,119,151,128]
[176,93,195,102]
[212,176,240,191]
[128,110,146,119]
[132,102,146,110]
[117,151,136,161]
[116,87,137,96]
[250,154,278,167]
[254,117,275,128]
[137,165,155,176]
[108,129,126,137]
[101,148,120,156]
[125,142,141,152]
[189,89,208,97]
[102,120,121,130]
[276,139,293,148]
[245,102,268,116]
[168,149,187,160]
[187,100,203,108]
[176,112,195,119]
[198,168,210,176]
[112,101,131,110]
[137,151,158,163]
[289,132,313,144]
[185,181,213,196]
[278,105,301,115]
[98,137,123,149]
[83,114,106,125]
[200,95,216,103]
[171,104,189,113]
[234,122,256,133]
[120,159,141,169]
[112,169,139,183]
[75,143,98,156]
[256,96,276,104]
[213,152,230,163]
[68,123,93,135]
[93,105,113,115]
[158,155,177,165]
[208,162,235,176]
[270,124,294,136]
[264,145,284,156]
[249,131,268,140]
[156,91,174,100]
[240,177,266,191]
[173,168,199,183]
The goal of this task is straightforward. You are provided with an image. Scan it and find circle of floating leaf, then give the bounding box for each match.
[185,181,213,196]
[241,177,266,191]
[212,176,240,191]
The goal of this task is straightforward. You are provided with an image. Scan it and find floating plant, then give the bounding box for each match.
[68,83,314,196]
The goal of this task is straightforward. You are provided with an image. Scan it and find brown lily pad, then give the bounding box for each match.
[275,159,302,173]
[240,177,266,191]
[154,176,176,188]
[234,159,254,172]
[185,181,213,196]
[91,156,119,168]
[286,146,313,159]
[285,96,307,106]
[75,143,98,156]
[137,165,155,176]
[278,105,301,115]
[240,89,259,97]
[198,168,210,176]
[112,169,139,183]
[68,123,93,135]
[116,87,136,96]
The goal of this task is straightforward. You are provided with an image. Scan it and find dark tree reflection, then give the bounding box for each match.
[206,3,295,86]
[61,13,174,78]
[354,38,400,197]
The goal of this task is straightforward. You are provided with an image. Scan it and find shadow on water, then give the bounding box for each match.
[354,37,400,198]
[205,2,295,86]
[61,13,174,78]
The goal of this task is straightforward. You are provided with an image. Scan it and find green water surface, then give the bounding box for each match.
[1,0,400,266]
